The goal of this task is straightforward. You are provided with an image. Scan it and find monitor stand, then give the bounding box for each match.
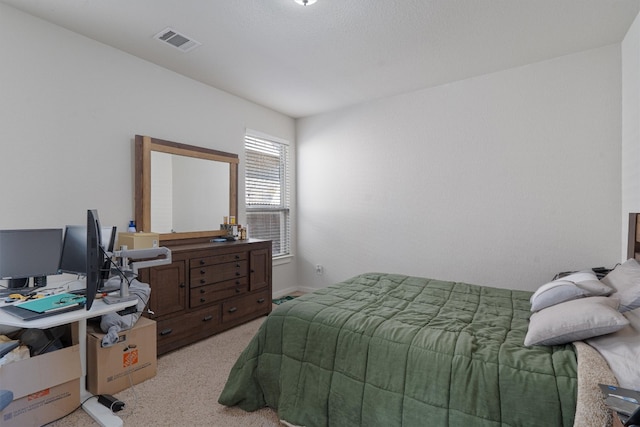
[102,278,137,305]
[7,278,29,289]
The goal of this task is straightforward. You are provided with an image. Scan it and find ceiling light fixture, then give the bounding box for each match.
[295,0,317,5]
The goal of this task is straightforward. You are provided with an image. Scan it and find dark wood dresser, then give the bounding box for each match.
[138,239,272,355]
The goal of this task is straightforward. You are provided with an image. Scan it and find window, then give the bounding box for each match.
[245,132,290,258]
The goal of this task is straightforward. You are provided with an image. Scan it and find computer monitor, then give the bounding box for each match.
[58,225,86,276]
[100,225,117,281]
[59,225,116,281]
[0,228,62,289]
[86,209,103,310]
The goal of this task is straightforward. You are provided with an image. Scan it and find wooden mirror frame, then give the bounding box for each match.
[134,135,239,243]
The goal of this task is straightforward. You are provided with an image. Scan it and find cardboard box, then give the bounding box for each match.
[86,317,157,395]
[0,343,81,427]
[117,232,160,249]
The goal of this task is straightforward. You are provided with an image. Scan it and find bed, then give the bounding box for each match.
[219,215,640,427]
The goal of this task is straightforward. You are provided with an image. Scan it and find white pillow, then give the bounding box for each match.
[573,279,612,296]
[587,308,640,390]
[562,270,605,284]
[601,259,640,312]
[530,271,612,312]
[524,297,628,346]
[529,280,588,312]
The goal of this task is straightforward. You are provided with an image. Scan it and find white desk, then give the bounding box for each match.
[0,297,137,427]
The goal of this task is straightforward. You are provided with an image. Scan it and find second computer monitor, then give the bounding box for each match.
[0,228,62,288]
[58,224,117,279]
[58,225,86,276]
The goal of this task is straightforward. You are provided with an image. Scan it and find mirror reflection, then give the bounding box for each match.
[135,135,239,242]
[151,151,230,233]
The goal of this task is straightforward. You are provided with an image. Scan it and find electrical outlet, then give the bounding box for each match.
[315,264,324,275]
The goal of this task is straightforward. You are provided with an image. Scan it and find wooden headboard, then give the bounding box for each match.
[628,213,640,260]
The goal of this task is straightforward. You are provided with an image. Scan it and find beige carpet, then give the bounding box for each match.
[49,316,280,427]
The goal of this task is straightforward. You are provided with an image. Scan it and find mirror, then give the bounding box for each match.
[135,135,238,242]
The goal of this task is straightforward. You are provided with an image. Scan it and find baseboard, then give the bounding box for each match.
[272,286,315,298]
[272,287,299,299]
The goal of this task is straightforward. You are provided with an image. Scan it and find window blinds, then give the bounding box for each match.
[245,134,290,257]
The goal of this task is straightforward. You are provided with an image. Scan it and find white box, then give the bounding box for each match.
[0,342,81,427]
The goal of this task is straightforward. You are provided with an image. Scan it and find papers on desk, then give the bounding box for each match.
[0,293,85,321]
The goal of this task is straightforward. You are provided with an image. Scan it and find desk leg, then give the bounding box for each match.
[77,318,124,427]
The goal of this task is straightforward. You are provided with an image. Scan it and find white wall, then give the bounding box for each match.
[0,4,297,294]
[622,11,640,258]
[1,2,634,297]
[297,45,622,292]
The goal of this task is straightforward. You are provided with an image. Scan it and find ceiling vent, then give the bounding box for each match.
[154,27,201,53]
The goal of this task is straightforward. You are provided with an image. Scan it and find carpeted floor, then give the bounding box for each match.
[48,316,281,427]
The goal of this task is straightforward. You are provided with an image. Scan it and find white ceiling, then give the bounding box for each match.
[2,0,639,118]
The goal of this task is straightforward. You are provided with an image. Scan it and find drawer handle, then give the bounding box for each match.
[200,279,206,284]
[200,269,205,274]
[235,272,240,276]
[257,298,266,304]
[235,288,241,293]
[200,260,205,265]
[200,298,206,303]
[200,288,205,294]
[251,269,255,273]
[160,328,173,336]
[179,283,186,288]
[203,315,213,322]
[235,255,240,259]
[236,262,240,267]
[228,307,237,313]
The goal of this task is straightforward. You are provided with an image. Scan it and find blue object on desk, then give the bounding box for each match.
[0,303,84,321]
[0,294,86,321]
[15,293,86,313]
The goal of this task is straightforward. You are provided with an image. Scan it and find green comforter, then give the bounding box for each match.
[219,273,577,426]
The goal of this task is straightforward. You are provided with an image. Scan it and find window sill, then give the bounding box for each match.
[273,254,293,267]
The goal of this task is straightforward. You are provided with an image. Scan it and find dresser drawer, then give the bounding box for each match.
[190,252,247,268]
[190,278,249,308]
[222,290,271,323]
[156,305,220,345]
[190,260,247,287]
